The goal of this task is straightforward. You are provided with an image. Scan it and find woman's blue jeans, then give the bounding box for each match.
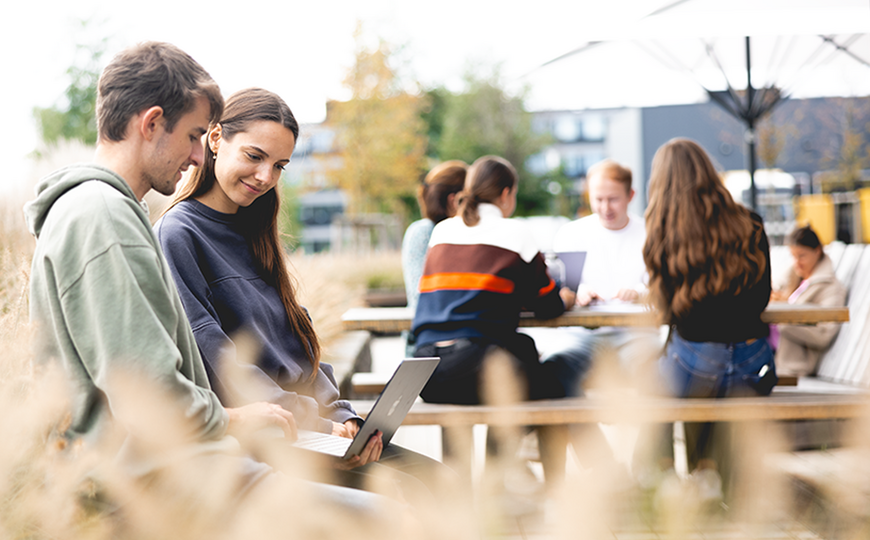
[659,331,778,399]
[653,331,777,472]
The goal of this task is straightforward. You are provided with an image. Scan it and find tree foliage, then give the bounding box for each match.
[277,178,303,251]
[756,117,796,170]
[426,70,551,216]
[328,26,428,216]
[33,27,107,149]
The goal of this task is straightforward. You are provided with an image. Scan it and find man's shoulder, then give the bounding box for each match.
[553,214,598,250]
[626,213,646,231]
[564,214,600,232]
[38,181,154,260]
[53,179,141,217]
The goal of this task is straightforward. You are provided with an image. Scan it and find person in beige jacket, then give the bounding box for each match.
[771,226,847,376]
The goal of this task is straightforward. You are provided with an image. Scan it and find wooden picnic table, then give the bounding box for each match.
[341,302,850,333]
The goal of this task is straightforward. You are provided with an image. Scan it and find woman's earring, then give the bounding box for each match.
[212,152,217,160]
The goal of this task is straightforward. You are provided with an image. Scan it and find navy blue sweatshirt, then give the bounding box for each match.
[412,204,564,347]
[155,200,359,433]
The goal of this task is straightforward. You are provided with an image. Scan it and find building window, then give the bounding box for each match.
[581,116,605,142]
[554,117,582,142]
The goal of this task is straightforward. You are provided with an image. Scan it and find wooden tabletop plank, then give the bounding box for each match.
[351,390,870,426]
[341,303,850,333]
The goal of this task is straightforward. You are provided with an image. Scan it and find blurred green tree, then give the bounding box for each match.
[426,69,552,216]
[277,179,303,251]
[328,25,428,216]
[33,25,107,149]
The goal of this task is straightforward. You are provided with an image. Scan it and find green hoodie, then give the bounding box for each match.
[24,164,242,477]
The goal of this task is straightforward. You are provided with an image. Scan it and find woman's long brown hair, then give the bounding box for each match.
[164,88,321,382]
[643,138,767,323]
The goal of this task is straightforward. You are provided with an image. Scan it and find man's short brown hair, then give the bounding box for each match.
[586,159,632,193]
[96,42,223,142]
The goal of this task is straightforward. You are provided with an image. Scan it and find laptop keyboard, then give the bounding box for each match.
[293,431,352,457]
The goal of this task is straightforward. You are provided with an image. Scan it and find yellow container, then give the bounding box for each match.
[859,188,870,243]
[795,194,835,245]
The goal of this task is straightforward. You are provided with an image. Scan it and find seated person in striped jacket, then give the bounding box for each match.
[411,155,583,405]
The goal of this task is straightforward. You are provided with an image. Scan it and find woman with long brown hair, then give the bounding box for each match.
[155,89,447,492]
[645,138,776,397]
[642,138,777,496]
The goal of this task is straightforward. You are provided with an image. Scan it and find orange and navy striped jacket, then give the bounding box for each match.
[411,203,564,347]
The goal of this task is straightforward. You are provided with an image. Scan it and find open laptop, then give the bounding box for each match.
[555,251,587,292]
[292,357,439,460]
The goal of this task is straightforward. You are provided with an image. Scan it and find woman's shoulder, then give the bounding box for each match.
[746,210,765,229]
[154,201,214,250]
[810,255,845,287]
[404,218,434,241]
[156,200,199,225]
[431,214,539,263]
[402,219,435,257]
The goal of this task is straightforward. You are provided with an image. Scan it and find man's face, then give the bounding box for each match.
[588,173,634,231]
[143,96,211,196]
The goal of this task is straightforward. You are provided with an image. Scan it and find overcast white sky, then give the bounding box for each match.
[3,0,870,191]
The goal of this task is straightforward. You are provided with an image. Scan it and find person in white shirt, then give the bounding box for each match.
[544,159,662,388]
[554,160,647,306]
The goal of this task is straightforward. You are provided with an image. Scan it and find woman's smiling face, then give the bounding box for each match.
[205,120,296,214]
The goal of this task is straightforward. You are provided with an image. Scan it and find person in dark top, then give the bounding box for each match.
[643,138,776,398]
[411,156,578,405]
[640,138,776,499]
[155,88,449,503]
[411,156,611,490]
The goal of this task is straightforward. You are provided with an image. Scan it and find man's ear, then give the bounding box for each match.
[137,106,165,141]
[628,188,636,203]
[208,124,222,154]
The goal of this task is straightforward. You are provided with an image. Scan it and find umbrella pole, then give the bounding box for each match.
[745,36,758,211]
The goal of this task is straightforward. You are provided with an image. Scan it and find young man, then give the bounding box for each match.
[544,159,661,386]
[554,159,646,306]
[24,42,385,532]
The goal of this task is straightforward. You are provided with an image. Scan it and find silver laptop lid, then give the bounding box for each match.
[343,357,439,458]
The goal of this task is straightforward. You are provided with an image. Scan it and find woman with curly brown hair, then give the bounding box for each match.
[644,138,777,398]
[641,138,777,498]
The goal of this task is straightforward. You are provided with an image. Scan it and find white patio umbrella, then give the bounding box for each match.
[523,0,870,209]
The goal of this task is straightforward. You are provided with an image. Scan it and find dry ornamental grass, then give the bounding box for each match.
[3,151,870,538]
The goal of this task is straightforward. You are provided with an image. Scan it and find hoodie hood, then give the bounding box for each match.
[24,164,137,239]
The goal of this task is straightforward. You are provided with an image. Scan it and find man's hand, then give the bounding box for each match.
[333,431,383,470]
[332,419,361,439]
[226,402,297,442]
[612,288,640,303]
[575,285,600,307]
[559,287,576,310]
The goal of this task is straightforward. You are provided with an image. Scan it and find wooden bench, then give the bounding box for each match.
[351,385,870,484]
[352,386,870,427]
